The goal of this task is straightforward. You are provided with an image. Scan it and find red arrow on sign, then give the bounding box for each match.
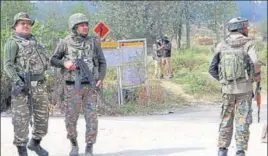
[94,21,110,40]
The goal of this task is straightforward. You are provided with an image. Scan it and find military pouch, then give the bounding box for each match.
[30,74,45,87]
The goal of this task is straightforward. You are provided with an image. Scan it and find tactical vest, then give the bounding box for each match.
[219,42,254,84]
[154,43,163,57]
[11,35,49,75]
[62,35,99,82]
[218,36,255,94]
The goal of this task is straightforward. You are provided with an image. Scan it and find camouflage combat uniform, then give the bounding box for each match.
[3,12,50,156]
[152,37,164,79]
[209,17,259,156]
[50,13,106,156]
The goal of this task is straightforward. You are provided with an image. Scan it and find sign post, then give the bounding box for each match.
[94,21,110,40]
[100,38,149,105]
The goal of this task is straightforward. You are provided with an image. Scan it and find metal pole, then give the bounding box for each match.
[143,38,150,105]
[117,65,121,106]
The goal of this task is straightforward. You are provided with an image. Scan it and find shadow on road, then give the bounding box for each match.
[94,147,205,156]
[53,147,205,156]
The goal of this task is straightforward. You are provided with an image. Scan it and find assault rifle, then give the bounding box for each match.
[254,61,266,123]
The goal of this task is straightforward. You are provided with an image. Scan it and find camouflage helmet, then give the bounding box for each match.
[12,12,35,29]
[228,17,248,32]
[162,36,168,41]
[68,13,89,29]
[156,36,162,41]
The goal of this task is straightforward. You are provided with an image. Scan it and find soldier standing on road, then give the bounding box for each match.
[209,17,261,156]
[50,13,107,156]
[152,36,165,79]
[3,12,50,156]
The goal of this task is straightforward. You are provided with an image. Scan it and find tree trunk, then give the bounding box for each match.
[214,1,220,43]
[186,19,190,49]
[185,3,190,49]
[177,22,182,50]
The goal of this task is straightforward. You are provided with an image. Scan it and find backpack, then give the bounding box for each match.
[219,44,249,85]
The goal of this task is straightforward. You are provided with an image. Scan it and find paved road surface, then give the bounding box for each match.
[1,95,267,156]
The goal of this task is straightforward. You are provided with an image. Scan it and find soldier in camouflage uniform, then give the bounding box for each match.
[3,12,50,156]
[209,17,261,156]
[50,13,107,156]
[152,36,165,79]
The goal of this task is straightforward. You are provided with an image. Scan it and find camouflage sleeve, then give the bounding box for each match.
[3,39,21,83]
[96,41,107,81]
[50,40,66,68]
[245,40,258,63]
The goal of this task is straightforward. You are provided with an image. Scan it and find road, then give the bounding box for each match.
[1,95,267,156]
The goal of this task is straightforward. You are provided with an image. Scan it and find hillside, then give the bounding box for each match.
[31,1,267,22]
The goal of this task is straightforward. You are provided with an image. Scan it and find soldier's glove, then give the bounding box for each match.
[11,80,26,96]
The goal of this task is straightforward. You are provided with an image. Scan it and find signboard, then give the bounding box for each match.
[101,42,118,48]
[122,66,145,86]
[121,46,144,63]
[94,21,110,39]
[103,49,121,66]
[120,42,144,47]
[100,38,148,105]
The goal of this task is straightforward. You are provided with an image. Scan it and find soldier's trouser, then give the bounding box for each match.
[64,84,98,144]
[154,59,163,78]
[11,84,49,146]
[218,92,253,151]
[162,57,172,75]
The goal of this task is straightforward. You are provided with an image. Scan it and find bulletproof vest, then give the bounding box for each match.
[219,37,254,86]
[11,35,49,75]
[62,35,99,82]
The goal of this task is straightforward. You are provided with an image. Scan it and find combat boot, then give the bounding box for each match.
[85,143,93,156]
[236,150,245,156]
[17,146,28,156]
[69,138,79,156]
[27,138,48,156]
[218,147,228,156]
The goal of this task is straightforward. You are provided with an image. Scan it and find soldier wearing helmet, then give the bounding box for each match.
[50,13,107,156]
[3,12,50,156]
[209,17,261,156]
[161,36,173,79]
[152,36,165,79]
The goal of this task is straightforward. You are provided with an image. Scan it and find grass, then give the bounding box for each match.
[170,44,221,99]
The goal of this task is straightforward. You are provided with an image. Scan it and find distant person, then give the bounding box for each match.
[152,36,165,79]
[162,36,173,79]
